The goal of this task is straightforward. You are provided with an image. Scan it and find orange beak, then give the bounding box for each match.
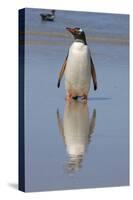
[66,27,76,34]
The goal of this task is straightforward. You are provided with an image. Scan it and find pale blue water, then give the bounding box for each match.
[26,8,129,38]
[23,8,129,192]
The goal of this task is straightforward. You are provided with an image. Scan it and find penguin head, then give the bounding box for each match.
[66,27,87,44]
[51,10,55,15]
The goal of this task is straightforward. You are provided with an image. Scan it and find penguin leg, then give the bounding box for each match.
[81,94,88,103]
[65,93,73,102]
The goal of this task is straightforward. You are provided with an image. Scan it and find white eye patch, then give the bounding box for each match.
[79,28,83,32]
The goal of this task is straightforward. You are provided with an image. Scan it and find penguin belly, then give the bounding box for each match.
[65,42,91,97]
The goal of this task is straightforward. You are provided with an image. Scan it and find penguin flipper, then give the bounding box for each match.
[57,55,68,88]
[88,109,96,143]
[90,57,97,90]
[56,109,64,140]
[89,109,96,135]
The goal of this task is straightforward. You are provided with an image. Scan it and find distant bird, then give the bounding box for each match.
[57,27,97,102]
[40,10,55,21]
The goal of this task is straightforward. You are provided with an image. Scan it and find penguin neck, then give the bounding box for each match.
[74,35,87,45]
[75,39,86,45]
[51,11,55,16]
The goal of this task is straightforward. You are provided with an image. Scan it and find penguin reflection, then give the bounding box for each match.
[57,101,96,173]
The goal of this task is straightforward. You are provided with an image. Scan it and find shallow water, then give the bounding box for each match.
[22,8,129,192]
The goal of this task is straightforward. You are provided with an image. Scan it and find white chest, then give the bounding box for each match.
[68,42,90,64]
[65,42,91,92]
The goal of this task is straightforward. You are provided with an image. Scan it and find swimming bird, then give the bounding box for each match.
[40,10,55,21]
[57,27,97,102]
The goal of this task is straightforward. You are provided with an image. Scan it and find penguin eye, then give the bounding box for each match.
[77,28,83,34]
[74,27,82,34]
[79,28,83,32]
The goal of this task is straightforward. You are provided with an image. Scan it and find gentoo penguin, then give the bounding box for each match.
[57,27,97,102]
[40,10,55,21]
[57,102,96,173]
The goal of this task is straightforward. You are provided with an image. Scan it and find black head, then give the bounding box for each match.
[51,10,55,14]
[66,27,87,45]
